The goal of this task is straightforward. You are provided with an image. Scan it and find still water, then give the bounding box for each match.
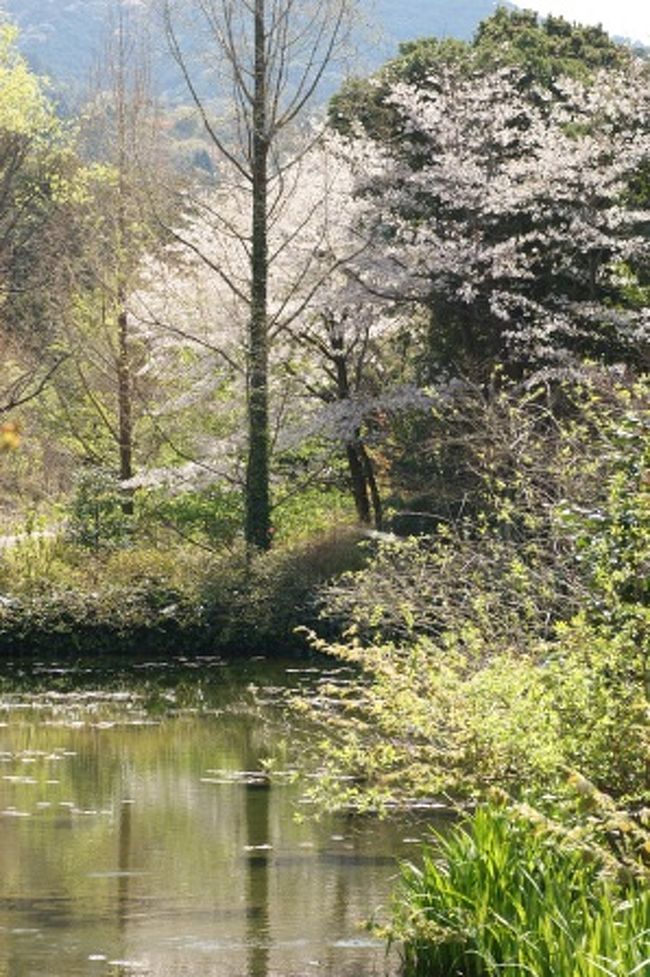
[0,655,427,977]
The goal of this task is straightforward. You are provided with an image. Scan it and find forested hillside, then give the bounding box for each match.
[3,0,501,93]
[1,1,114,91]
[1,0,107,81]
[374,0,501,47]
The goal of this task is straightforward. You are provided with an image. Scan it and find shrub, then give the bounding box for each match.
[296,618,648,809]
[200,528,366,651]
[323,378,649,647]
[66,468,134,549]
[318,531,574,648]
[0,529,366,656]
[138,486,244,546]
[301,377,649,807]
[271,486,356,544]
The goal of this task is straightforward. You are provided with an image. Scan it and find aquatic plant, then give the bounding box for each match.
[390,804,650,977]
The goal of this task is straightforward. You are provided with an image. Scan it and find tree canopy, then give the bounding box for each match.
[327,9,650,379]
[329,6,635,135]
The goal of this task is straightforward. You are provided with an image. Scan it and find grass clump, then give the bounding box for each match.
[391,804,650,977]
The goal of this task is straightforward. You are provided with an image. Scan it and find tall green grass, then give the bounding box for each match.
[392,805,650,977]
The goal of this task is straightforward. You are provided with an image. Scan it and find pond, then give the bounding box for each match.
[0,655,435,977]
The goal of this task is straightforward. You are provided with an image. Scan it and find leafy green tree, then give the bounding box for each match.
[0,24,72,415]
[37,8,182,519]
[329,7,633,136]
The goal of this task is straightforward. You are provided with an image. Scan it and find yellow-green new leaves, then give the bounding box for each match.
[48,162,119,206]
[0,24,57,138]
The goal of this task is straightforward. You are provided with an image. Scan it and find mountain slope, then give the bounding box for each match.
[1,1,108,82]
[373,0,499,48]
[2,0,501,93]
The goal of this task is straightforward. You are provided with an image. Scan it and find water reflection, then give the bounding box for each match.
[0,656,429,977]
[245,779,271,977]
[118,801,132,930]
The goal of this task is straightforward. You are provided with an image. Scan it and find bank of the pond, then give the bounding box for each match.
[0,529,366,657]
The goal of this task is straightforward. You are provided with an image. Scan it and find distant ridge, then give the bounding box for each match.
[371,0,500,49]
[2,0,501,94]
[0,0,109,89]
[2,0,645,100]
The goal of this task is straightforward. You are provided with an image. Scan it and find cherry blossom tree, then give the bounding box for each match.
[131,32,650,535]
[130,129,433,528]
[130,137,370,514]
[341,58,650,379]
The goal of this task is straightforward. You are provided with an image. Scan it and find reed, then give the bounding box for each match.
[392,806,650,977]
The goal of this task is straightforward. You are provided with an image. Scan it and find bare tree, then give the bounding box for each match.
[162,0,355,549]
[58,4,171,509]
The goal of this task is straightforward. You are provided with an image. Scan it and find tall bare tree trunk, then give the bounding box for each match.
[116,298,134,509]
[115,13,134,515]
[163,0,352,547]
[246,0,271,550]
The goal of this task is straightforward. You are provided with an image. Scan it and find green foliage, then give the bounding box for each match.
[540,619,648,798]
[298,619,647,808]
[142,486,244,546]
[0,23,72,349]
[473,7,631,82]
[533,774,650,882]
[297,379,649,807]
[65,468,134,550]
[0,519,79,595]
[320,531,566,648]
[102,546,202,605]
[0,536,205,654]
[272,486,356,544]
[0,24,57,136]
[559,398,649,642]
[329,7,632,136]
[329,381,648,643]
[0,525,366,656]
[391,804,650,977]
[200,529,366,651]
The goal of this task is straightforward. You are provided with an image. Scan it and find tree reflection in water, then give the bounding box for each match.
[245,759,271,977]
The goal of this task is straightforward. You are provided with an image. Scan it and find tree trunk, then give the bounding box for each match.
[332,338,378,527]
[117,294,134,515]
[359,442,382,530]
[245,0,271,550]
[116,14,134,517]
[346,443,372,525]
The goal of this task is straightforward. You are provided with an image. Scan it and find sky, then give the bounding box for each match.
[522,1,650,45]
